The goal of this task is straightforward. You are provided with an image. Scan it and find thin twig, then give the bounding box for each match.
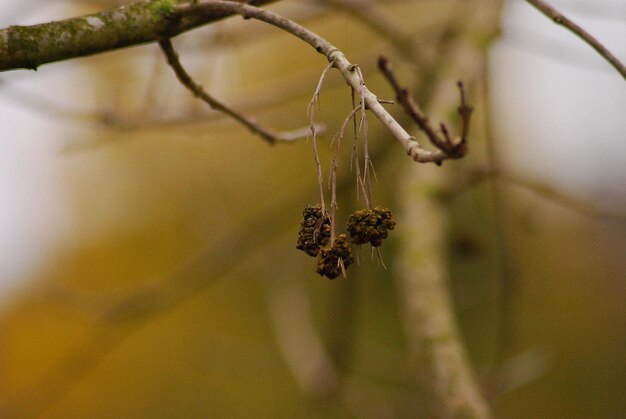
[446,167,626,222]
[159,38,312,145]
[354,66,373,209]
[526,0,626,81]
[456,81,472,145]
[62,52,344,141]
[350,88,362,201]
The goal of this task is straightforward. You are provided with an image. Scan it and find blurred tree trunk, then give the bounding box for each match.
[398,166,491,419]
[392,2,503,417]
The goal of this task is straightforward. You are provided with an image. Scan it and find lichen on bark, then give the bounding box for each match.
[0,0,276,72]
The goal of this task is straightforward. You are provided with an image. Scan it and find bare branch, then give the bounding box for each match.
[179,1,449,164]
[159,37,311,144]
[526,0,626,81]
[0,0,278,72]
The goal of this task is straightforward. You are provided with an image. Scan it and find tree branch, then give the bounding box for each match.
[0,0,277,72]
[1,0,468,164]
[526,0,626,81]
[445,167,626,222]
[158,37,313,144]
[178,0,452,164]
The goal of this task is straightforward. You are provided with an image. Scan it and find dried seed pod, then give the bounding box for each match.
[346,206,396,247]
[316,234,354,279]
[296,205,331,257]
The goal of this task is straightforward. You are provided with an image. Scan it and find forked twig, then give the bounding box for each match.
[378,56,473,165]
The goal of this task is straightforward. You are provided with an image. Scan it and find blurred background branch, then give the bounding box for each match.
[526,0,626,80]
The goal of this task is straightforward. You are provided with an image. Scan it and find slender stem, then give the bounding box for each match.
[453,167,626,222]
[354,66,373,209]
[350,88,362,201]
[330,107,360,241]
[526,0,626,81]
[308,62,334,215]
[159,38,311,144]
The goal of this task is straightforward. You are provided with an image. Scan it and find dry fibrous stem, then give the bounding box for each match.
[296,205,331,257]
[316,234,354,279]
[347,206,395,247]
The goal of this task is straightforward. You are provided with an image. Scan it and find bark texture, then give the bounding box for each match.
[0,0,276,71]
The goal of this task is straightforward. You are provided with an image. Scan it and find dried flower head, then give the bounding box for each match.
[316,234,354,279]
[296,205,331,257]
[346,206,396,247]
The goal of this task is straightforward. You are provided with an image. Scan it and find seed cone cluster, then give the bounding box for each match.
[297,205,395,279]
[316,234,354,279]
[296,205,331,257]
[347,206,395,247]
